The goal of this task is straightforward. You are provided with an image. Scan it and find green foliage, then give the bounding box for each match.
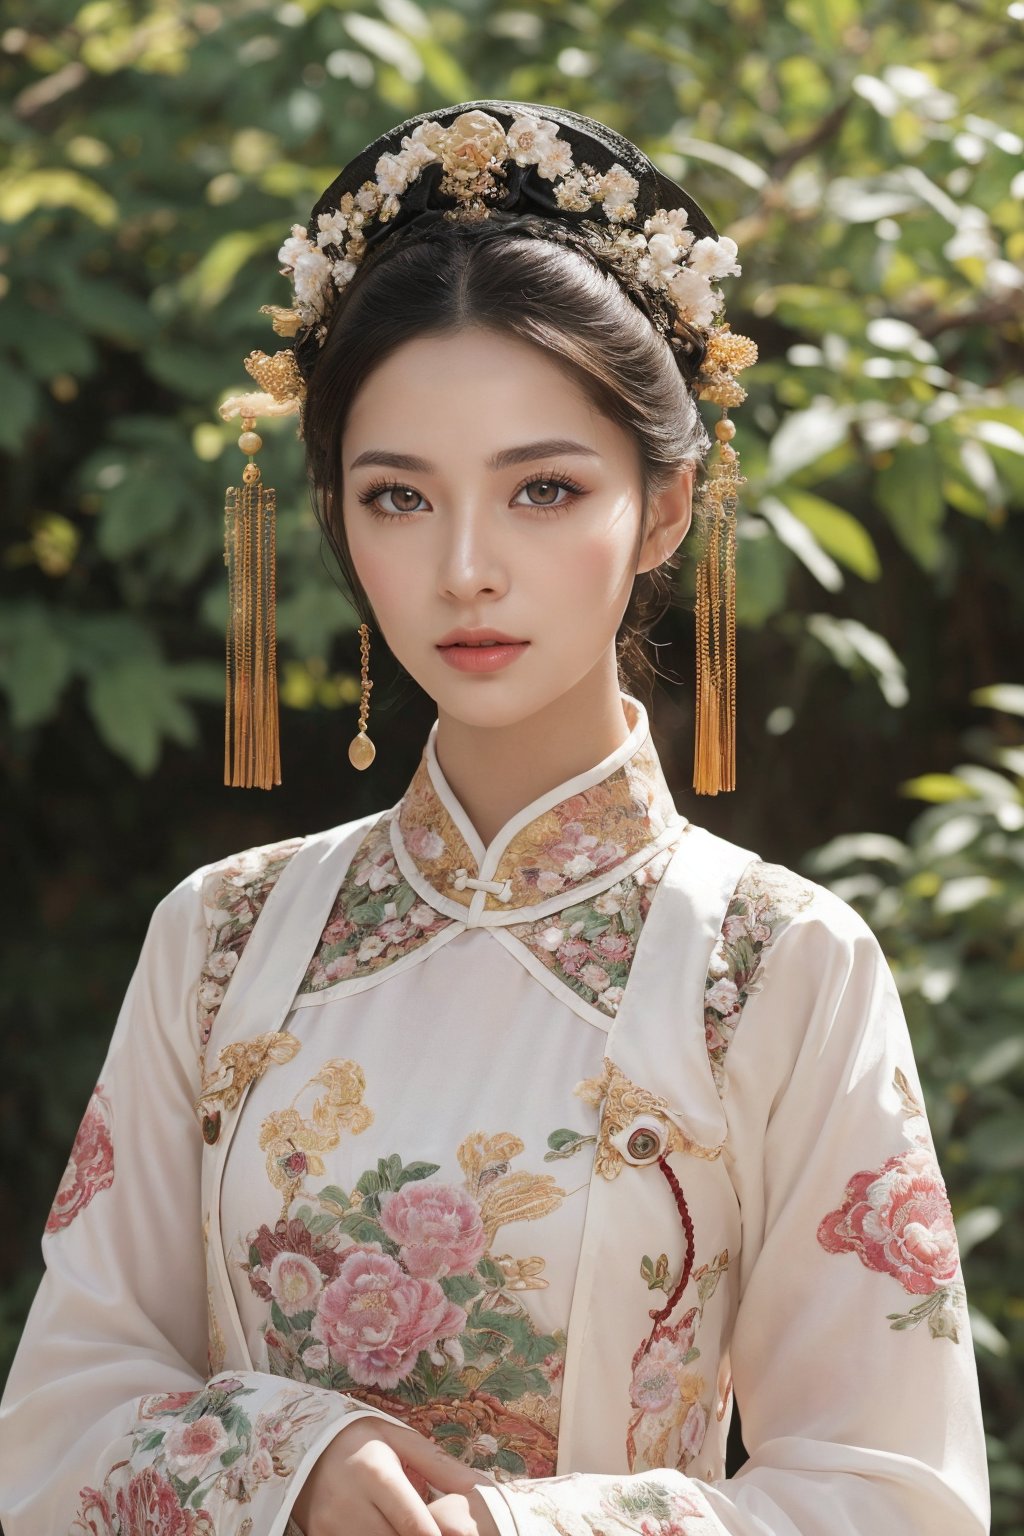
[1,0,1021,1525]
[802,691,1024,1531]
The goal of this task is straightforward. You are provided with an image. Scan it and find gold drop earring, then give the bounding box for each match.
[348,622,376,769]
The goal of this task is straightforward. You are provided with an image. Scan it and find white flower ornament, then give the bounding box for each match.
[224,109,755,422]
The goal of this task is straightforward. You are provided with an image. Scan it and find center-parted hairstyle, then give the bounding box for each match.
[216,101,757,794]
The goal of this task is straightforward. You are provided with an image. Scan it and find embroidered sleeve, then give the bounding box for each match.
[482,882,990,1536]
[0,851,417,1536]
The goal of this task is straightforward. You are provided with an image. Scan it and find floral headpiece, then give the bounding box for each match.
[217,101,755,797]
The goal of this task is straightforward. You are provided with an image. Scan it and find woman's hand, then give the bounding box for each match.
[428,1491,501,1535]
[290,1415,501,1536]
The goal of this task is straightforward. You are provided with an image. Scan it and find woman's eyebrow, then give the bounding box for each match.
[348,438,601,472]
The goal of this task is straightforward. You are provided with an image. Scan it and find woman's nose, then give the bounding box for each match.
[436,508,509,602]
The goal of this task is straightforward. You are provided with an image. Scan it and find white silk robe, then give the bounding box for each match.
[0,694,989,1536]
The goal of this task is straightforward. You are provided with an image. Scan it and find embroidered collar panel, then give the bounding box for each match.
[390,694,686,926]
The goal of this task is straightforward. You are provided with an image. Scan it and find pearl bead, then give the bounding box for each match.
[238,430,263,455]
[715,418,736,442]
[348,732,376,769]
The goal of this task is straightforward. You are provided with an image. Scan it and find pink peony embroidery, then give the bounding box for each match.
[324,952,357,982]
[630,1340,681,1414]
[269,1251,324,1314]
[404,825,445,862]
[313,1248,467,1388]
[555,939,592,977]
[594,931,633,962]
[162,1415,229,1479]
[115,1465,214,1535]
[629,1316,697,1414]
[817,1143,960,1295]
[378,1182,487,1279]
[47,1084,114,1233]
[579,962,612,992]
[322,914,355,945]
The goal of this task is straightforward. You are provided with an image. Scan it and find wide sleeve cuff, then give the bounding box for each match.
[479,1471,725,1536]
[476,1481,525,1536]
[67,1372,420,1536]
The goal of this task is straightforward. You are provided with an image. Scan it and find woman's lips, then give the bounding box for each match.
[437,641,530,673]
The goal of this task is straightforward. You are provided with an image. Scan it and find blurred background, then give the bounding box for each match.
[1,0,1022,1528]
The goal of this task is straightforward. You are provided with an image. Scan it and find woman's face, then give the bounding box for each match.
[341,326,693,731]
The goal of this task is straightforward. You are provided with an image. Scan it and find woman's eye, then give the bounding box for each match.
[514,476,586,513]
[357,482,426,518]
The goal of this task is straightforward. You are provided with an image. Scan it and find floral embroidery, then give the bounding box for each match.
[395,758,478,909]
[242,1121,575,1478]
[198,838,303,1068]
[46,1083,114,1233]
[626,1251,729,1473]
[197,1030,303,1136]
[525,1475,713,1534]
[575,1060,722,1177]
[599,1477,710,1533]
[258,1058,374,1218]
[299,813,453,992]
[507,843,677,1016]
[703,860,816,1092]
[492,738,679,908]
[396,727,682,914]
[817,1067,966,1340]
[72,1377,334,1533]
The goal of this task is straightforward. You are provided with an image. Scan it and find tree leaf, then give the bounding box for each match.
[0,604,73,728]
[876,445,946,571]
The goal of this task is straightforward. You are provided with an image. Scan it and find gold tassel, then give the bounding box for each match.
[224,417,281,789]
[693,412,742,795]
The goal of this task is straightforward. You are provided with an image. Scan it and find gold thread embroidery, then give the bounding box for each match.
[575,1060,723,1178]
[197,1030,303,1124]
[259,1059,374,1218]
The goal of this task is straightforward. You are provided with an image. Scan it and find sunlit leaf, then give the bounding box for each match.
[775,489,881,580]
[970,684,1024,718]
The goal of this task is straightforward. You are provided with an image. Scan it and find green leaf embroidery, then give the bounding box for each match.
[640,1252,672,1293]
[318,1184,351,1212]
[544,1128,597,1161]
[439,1272,483,1305]
[395,1160,442,1187]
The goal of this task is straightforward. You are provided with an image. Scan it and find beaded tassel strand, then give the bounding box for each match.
[224,416,281,789]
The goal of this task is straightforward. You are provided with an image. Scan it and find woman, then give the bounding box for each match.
[0,102,989,1536]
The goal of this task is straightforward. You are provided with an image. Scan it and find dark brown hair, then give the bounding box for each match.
[301,215,711,704]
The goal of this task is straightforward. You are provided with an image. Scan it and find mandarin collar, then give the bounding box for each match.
[389,694,687,927]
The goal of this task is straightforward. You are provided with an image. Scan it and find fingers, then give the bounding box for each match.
[365,1441,445,1536]
[390,1426,496,1497]
[369,1443,445,1529]
[429,1492,497,1536]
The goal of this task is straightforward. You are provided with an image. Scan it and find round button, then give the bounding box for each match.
[611,1115,667,1166]
[627,1127,660,1161]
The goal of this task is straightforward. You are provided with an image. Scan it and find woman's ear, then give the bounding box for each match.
[635,463,694,575]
